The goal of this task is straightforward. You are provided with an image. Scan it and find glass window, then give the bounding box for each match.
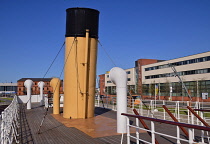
[0,86,4,91]
[198,58,203,62]
[135,61,138,67]
[206,81,210,85]
[145,76,150,79]
[203,69,208,73]
[183,61,187,65]
[6,86,12,91]
[155,66,159,69]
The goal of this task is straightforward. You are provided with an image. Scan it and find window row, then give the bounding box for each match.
[142,80,210,97]
[145,68,210,79]
[105,85,136,95]
[0,86,17,91]
[107,78,131,83]
[145,56,210,71]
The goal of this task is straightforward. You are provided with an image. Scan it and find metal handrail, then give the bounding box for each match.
[122,112,210,144]
[194,109,210,112]
[187,106,210,127]
[121,113,210,131]
[0,96,19,144]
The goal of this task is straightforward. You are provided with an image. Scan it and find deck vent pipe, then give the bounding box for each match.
[50,78,61,114]
[109,67,127,133]
[38,81,45,106]
[24,79,34,109]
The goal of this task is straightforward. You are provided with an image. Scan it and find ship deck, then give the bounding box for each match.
[18,103,131,144]
[17,103,206,144]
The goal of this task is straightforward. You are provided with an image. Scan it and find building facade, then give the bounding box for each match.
[98,74,105,96]
[135,59,162,96]
[141,51,210,101]
[17,78,64,95]
[98,51,210,101]
[0,83,17,96]
[99,68,136,96]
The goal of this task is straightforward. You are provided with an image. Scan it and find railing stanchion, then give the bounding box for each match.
[176,126,181,144]
[188,128,193,144]
[106,96,108,108]
[191,113,195,140]
[163,100,166,120]
[97,93,100,107]
[132,99,134,109]
[177,101,180,121]
[151,121,155,144]
[136,118,139,144]
[140,101,143,116]
[175,101,177,118]
[200,111,204,143]
[126,117,130,144]
[187,101,190,124]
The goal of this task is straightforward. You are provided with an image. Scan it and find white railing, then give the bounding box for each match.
[44,95,64,108]
[122,113,210,144]
[95,97,210,125]
[0,96,19,144]
[95,97,210,143]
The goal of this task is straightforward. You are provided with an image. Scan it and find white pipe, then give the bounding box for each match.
[24,79,34,109]
[109,67,127,133]
[38,81,45,106]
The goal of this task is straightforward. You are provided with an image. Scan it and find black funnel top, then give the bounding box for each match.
[65,8,99,38]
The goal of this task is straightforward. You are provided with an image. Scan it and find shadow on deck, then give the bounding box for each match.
[17,103,131,144]
[18,103,207,144]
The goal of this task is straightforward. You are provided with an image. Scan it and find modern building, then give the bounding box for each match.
[135,59,163,96]
[17,78,64,95]
[141,51,210,101]
[99,68,136,96]
[0,83,17,96]
[99,51,210,101]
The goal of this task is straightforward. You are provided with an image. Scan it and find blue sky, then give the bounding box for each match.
[0,0,209,83]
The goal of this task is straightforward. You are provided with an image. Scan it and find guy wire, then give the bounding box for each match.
[24,41,65,107]
[37,38,76,134]
[97,40,117,67]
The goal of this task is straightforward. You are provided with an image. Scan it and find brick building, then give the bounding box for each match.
[17,78,63,95]
[135,59,163,96]
[98,74,105,96]
[99,68,137,96]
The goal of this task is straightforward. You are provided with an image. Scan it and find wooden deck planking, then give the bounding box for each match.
[18,103,127,144]
[18,103,207,144]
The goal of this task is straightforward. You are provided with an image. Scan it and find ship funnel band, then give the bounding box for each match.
[65,7,100,38]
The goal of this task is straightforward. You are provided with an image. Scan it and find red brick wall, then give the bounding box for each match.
[136,59,159,96]
[99,74,105,96]
[17,81,63,95]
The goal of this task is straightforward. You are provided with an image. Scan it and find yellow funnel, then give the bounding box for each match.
[63,8,99,119]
